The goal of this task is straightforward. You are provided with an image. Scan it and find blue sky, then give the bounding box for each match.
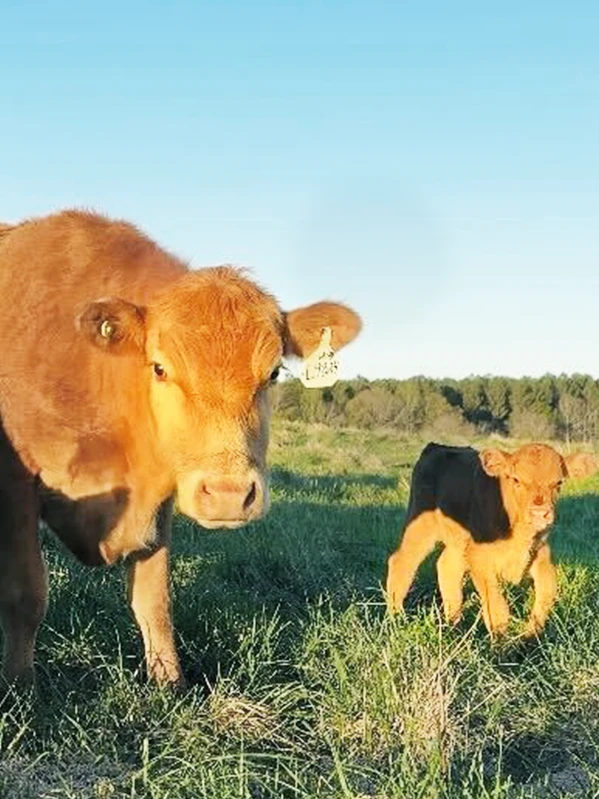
[2,1,598,380]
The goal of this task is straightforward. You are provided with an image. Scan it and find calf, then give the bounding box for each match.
[386,442,597,636]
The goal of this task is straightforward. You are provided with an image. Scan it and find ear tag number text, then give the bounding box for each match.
[300,327,340,388]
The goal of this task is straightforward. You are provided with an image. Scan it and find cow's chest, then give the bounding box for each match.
[39,481,160,566]
[34,431,170,565]
[490,532,548,584]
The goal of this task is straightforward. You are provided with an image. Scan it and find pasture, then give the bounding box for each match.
[1,421,599,798]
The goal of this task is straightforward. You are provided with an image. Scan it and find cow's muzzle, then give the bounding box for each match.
[178,469,268,529]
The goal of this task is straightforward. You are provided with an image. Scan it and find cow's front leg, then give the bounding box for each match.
[436,544,467,624]
[127,499,184,687]
[524,543,558,637]
[469,550,510,637]
[0,467,47,687]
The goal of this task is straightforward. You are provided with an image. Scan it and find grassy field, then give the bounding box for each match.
[1,421,599,798]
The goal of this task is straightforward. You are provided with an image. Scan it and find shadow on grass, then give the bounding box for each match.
[271,466,399,492]
[35,469,403,693]
[549,492,599,565]
[171,494,404,686]
[13,469,599,797]
[34,474,599,692]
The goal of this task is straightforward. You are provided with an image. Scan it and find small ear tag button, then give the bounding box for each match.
[300,327,340,388]
[100,319,115,340]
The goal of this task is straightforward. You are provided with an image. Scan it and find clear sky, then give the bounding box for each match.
[2,1,598,381]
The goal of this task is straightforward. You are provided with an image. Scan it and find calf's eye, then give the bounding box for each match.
[269,366,281,384]
[153,363,167,380]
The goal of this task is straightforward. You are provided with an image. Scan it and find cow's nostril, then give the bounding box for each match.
[243,481,257,511]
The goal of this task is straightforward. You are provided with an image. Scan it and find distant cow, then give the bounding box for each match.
[0,210,361,687]
[386,443,597,636]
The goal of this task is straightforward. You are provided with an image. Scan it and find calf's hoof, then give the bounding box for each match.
[522,619,545,640]
[486,620,509,640]
[148,659,187,692]
[386,595,404,616]
[444,608,463,626]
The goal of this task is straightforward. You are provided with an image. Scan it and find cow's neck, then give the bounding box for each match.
[500,482,528,536]
[510,518,543,543]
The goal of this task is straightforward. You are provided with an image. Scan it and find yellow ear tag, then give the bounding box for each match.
[300,327,340,388]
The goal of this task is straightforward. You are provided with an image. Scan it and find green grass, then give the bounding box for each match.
[2,421,599,797]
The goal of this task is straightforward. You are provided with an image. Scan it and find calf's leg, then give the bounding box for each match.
[436,545,467,623]
[469,549,510,636]
[127,499,184,687]
[524,543,558,637]
[386,512,438,613]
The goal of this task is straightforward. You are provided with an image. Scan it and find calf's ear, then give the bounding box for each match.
[77,298,146,355]
[564,452,598,480]
[480,449,510,477]
[283,301,362,358]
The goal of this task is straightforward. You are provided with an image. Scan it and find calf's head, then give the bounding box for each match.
[480,444,597,532]
[78,268,361,528]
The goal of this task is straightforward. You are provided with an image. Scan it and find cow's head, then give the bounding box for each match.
[480,444,597,532]
[78,268,361,528]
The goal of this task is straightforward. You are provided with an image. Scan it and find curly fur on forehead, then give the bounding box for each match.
[147,267,284,402]
[510,443,565,480]
[150,267,282,327]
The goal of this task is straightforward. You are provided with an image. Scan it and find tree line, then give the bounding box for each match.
[272,373,599,441]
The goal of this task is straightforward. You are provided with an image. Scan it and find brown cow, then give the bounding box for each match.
[0,209,361,687]
[386,442,597,637]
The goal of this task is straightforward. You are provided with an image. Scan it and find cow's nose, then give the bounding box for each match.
[201,478,257,508]
[197,476,262,523]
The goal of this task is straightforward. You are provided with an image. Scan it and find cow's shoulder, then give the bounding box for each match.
[414,442,479,482]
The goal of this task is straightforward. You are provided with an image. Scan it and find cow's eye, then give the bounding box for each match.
[269,366,281,384]
[153,363,167,380]
[512,476,520,486]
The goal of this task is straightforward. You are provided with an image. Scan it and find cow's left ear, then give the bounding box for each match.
[283,301,362,358]
[480,449,510,477]
[77,298,146,355]
[563,452,598,480]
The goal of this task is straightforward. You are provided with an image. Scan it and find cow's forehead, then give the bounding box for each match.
[147,268,284,391]
[511,444,565,483]
[150,267,282,328]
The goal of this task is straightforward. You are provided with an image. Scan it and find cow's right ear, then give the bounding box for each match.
[283,301,362,358]
[77,298,146,354]
[480,449,510,477]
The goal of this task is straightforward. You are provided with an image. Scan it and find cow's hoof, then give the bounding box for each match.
[522,621,544,640]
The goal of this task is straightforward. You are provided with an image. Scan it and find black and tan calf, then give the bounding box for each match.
[386,442,597,636]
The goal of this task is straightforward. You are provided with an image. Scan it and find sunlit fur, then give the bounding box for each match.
[0,209,362,686]
[386,443,597,637]
[145,268,284,523]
